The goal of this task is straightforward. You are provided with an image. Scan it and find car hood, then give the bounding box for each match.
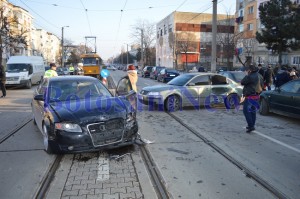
[142,85,181,92]
[50,97,129,124]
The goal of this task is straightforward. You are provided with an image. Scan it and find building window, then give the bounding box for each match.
[293,56,300,64]
[247,23,253,31]
[168,24,172,33]
[239,24,244,32]
[164,25,167,35]
[239,9,244,17]
[248,6,254,14]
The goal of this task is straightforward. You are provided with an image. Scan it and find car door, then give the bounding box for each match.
[32,79,48,132]
[210,74,232,104]
[185,75,211,107]
[269,80,300,116]
[116,76,137,111]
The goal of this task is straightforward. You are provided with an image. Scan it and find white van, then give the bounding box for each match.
[6,56,45,89]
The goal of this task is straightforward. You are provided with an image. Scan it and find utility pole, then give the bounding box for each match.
[126,43,129,65]
[141,29,144,68]
[61,26,69,67]
[211,0,217,73]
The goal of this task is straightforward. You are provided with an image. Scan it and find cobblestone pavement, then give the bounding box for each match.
[59,152,144,199]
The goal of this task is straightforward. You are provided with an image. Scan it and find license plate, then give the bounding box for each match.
[6,81,19,84]
[170,74,175,76]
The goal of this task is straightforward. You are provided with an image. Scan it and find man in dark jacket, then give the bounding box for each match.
[0,65,6,98]
[264,65,275,90]
[241,65,264,133]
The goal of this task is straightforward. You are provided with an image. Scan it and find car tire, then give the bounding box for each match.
[162,78,166,83]
[225,94,240,109]
[42,124,58,154]
[26,80,32,89]
[165,95,181,112]
[259,98,269,115]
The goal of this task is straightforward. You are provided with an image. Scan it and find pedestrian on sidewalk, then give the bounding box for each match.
[241,64,264,133]
[0,65,6,98]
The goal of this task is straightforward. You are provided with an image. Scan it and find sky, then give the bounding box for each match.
[10,0,236,61]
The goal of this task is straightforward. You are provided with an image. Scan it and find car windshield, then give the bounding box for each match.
[6,64,31,72]
[167,74,193,86]
[48,79,112,102]
[232,72,246,82]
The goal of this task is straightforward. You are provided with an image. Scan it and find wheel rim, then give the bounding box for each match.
[167,96,180,111]
[42,125,49,151]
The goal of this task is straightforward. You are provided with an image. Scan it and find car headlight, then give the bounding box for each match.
[148,92,160,96]
[55,123,82,132]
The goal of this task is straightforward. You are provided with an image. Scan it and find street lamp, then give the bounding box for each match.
[61,26,69,66]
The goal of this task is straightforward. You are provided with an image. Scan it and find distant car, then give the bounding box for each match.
[139,73,243,112]
[259,78,300,119]
[150,66,165,80]
[141,66,153,78]
[107,65,117,71]
[56,67,69,76]
[31,75,138,153]
[218,71,246,84]
[157,68,180,83]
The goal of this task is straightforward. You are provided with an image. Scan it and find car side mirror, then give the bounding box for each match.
[34,94,44,101]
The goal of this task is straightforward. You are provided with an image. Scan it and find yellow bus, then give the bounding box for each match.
[80,53,102,78]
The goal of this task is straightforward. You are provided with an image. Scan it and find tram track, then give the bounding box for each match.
[167,112,289,199]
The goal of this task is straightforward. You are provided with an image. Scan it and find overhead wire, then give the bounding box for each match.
[79,0,92,35]
[175,0,188,11]
[18,0,60,30]
[113,0,128,53]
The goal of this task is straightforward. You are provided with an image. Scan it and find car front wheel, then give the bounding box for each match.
[42,124,58,154]
[259,98,269,115]
[165,95,181,112]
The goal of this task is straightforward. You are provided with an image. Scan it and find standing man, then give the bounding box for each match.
[241,65,264,133]
[69,65,75,75]
[0,64,6,98]
[127,64,138,92]
[264,65,275,90]
[44,63,58,78]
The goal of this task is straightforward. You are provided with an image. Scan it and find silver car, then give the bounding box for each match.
[139,73,243,111]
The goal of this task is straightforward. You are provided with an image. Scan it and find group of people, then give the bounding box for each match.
[241,64,299,133]
[257,64,299,90]
[44,63,84,78]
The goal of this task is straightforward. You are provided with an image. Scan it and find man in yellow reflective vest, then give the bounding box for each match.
[69,65,75,75]
[44,63,58,78]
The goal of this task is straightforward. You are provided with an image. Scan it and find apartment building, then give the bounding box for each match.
[156,11,235,70]
[0,0,60,65]
[235,0,300,68]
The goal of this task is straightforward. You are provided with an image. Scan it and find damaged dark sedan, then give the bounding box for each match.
[31,76,138,154]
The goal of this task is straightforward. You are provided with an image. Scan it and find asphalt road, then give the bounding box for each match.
[0,71,299,199]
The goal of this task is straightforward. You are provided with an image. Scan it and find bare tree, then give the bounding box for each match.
[176,32,197,71]
[0,6,27,64]
[236,37,257,67]
[131,19,156,67]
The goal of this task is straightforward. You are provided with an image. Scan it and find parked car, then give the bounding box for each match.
[139,73,243,112]
[56,67,70,76]
[141,66,153,77]
[107,65,117,71]
[157,68,180,83]
[31,75,138,153]
[218,71,246,84]
[259,78,300,119]
[150,66,165,80]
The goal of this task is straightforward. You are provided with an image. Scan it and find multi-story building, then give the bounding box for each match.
[1,0,61,65]
[235,0,300,68]
[32,28,60,64]
[156,11,235,70]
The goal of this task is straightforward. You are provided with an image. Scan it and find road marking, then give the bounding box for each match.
[254,130,300,154]
[97,156,109,181]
